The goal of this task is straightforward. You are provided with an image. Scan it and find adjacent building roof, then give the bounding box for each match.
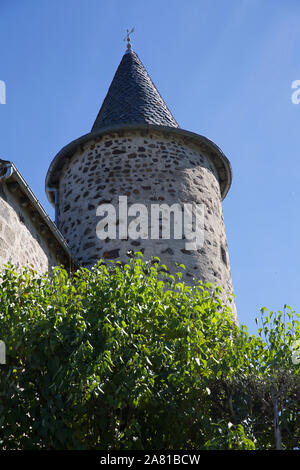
[0,159,78,269]
[91,49,179,132]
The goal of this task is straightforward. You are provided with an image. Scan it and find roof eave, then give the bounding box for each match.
[45,124,232,204]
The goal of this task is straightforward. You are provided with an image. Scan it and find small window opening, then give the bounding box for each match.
[221,246,227,266]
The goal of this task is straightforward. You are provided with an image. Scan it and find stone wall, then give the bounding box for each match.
[0,183,63,275]
[57,129,236,317]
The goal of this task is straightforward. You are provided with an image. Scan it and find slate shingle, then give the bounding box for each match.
[91,50,179,132]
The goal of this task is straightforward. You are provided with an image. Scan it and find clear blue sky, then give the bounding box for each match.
[0,0,300,334]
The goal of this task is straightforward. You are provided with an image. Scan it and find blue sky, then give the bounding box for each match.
[0,0,300,334]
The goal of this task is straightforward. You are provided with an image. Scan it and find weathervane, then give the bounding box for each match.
[124,27,135,52]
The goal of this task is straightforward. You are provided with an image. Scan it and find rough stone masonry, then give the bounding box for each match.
[45,46,237,320]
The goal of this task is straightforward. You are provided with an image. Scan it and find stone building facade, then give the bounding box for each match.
[45,46,236,319]
[0,160,75,275]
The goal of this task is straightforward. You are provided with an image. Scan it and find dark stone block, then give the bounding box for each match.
[181,249,192,255]
[83,242,95,249]
[161,247,174,255]
[103,248,120,259]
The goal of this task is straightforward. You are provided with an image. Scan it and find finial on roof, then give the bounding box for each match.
[124,27,134,53]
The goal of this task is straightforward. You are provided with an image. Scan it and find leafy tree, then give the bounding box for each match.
[0,254,299,449]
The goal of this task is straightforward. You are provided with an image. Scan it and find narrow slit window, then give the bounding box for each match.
[221,246,227,266]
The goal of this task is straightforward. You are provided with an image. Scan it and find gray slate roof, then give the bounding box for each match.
[91,50,179,132]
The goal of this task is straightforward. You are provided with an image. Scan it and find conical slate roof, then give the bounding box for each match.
[91,49,179,132]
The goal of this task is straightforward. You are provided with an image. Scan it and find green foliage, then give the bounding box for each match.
[0,254,299,449]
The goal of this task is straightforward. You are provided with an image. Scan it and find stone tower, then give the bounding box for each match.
[45,43,236,319]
